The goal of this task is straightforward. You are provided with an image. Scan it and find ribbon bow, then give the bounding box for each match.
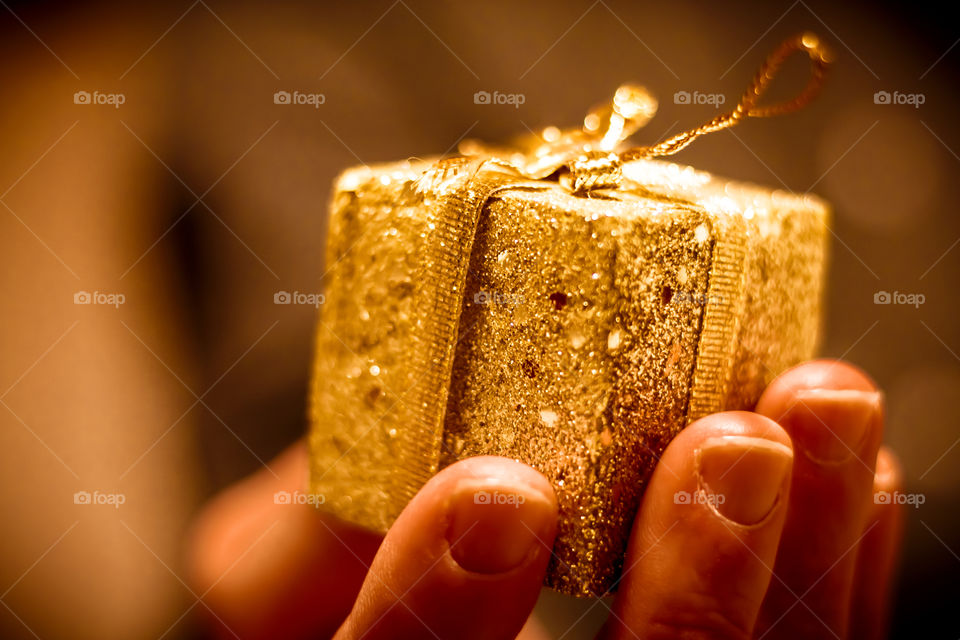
[456,32,830,196]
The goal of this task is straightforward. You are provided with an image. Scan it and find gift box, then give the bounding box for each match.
[308,34,831,596]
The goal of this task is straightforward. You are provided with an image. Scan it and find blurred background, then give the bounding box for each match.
[0,0,957,638]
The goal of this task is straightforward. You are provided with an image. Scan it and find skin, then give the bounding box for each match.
[188,359,904,640]
[0,10,903,638]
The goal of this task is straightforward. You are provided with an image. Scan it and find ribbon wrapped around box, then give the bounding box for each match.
[308,34,832,596]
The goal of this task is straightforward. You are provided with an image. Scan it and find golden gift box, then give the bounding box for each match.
[308,35,831,596]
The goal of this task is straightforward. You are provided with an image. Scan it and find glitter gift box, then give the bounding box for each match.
[308,34,831,597]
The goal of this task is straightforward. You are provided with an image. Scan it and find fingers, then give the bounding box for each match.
[335,456,558,640]
[754,359,885,639]
[604,411,794,640]
[850,446,905,640]
[188,441,382,639]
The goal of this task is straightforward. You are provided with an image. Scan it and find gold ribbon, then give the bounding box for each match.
[457,32,831,195]
[401,32,831,510]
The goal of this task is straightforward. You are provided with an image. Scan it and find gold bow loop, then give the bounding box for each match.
[454,32,830,196]
[459,83,658,183]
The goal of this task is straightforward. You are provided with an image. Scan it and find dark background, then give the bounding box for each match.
[0,0,957,638]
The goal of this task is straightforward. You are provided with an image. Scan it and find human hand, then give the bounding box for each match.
[188,359,902,639]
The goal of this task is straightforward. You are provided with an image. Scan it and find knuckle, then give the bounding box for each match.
[644,594,754,640]
[645,617,752,640]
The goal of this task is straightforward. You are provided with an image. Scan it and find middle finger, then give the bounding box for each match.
[754,360,884,639]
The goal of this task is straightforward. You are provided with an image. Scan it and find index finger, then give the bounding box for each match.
[188,441,382,639]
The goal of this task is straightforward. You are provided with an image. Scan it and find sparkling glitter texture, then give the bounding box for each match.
[309,157,828,597]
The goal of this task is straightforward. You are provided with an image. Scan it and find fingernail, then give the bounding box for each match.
[696,435,793,525]
[447,480,555,574]
[787,389,882,464]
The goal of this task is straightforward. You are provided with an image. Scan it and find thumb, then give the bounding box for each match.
[335,456,558,640]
